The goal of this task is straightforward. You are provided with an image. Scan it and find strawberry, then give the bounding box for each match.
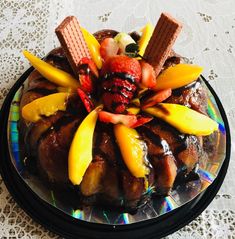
[77,88,94,112]
[99,111,137,127]
[100,38,119,62]
[131,115,153,128]
[103,55,141,82]
[101,55,141,113]
[79,57,99,78]
[140,61,157,88]
[141,88,172,109]
[78,57,99,93]
[101,92,129,113]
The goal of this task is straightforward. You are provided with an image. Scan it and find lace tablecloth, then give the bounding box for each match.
[0,0,234,238]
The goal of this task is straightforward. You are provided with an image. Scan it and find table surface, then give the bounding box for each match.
[0,0,234,238]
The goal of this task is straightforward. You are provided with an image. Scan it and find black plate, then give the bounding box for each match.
[0,68,231,239]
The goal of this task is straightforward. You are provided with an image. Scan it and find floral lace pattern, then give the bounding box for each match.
[0,0,235,238]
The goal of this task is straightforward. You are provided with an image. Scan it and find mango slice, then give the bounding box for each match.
[126,107,140,115]
[114,124,150,178]
[22,92,69,122]
[68,105,103,185]
[144,103,218,136]
[138,23,154,57]
[153,64,203,91]
[23,51,80,90]
[81,27,102,69]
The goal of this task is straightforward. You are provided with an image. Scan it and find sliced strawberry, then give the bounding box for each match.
[77,88,94,112]
[141,88,172,109]
[79,74,93,93]
[131,115,153,128]
[140,61,157,88]
[100,38,119,62]
[79,57,99,78]
[99,111,137,127]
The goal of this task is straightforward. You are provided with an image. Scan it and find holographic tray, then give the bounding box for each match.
[0,68,231,239]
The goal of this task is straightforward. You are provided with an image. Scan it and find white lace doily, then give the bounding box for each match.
[0,0,235,238]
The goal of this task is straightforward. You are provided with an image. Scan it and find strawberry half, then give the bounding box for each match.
[98,111,137,127]
[131,115,153,128]
[141,88,172,109]
[78,57,99,93]
[140,61,157,88]
[77,88,94,112]
[100,38,119,62]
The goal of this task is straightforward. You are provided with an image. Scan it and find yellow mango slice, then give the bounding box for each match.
[126,107,140,115]
[23,51,80,90]
[81,27,102,69]
[144,103,218,136]
[138,23,154,57]
[22,92,69,123]
[154,64,203,91]
[68,105,103,185]
[114,124,150,178]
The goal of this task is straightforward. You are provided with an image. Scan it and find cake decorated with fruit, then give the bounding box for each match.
[19,13,218,210]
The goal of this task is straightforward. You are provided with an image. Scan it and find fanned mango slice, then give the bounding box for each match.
[114,124,150,178]
[22,92,69,123]
[138,23,154,57]
[81,27,102,69]
[126,107,140,115]
[68,105,103,185]
[144,103,218,136]
[23,51,80,90]
[154,64,203,91]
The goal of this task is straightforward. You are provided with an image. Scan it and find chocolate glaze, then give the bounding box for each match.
[103,72,137,85]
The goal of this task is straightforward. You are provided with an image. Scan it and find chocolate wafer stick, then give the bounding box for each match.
[144,13,182,77]
[55,16,91,77]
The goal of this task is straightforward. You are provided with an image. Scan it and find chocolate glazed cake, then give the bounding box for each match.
[19,13,218,212]
[19,45,207,210]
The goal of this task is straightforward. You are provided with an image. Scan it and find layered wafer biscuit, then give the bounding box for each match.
[55,16,91,77]
[144,13,182,77]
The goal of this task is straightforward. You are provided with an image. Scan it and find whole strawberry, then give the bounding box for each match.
[101,55,141,113]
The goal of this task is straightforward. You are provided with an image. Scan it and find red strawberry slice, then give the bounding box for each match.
[77,88,94,112]
[131,115,153,128]
[140,61,157,88]
[141,88,172,109]
[79,74,93,93]
[99,111,137,127]
[100,38,119,62]
[79,57,99,78]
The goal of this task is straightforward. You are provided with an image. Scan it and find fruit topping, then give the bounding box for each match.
[114,124,150,178]
[55,16,91,76]
[77,57,98,93]
[100,38,119,62]
[68,105,103,185]
[77,88,94,112]
[154,64,203,91]
[141,88,172,109]
[114,32,136,54]
[23,51,80,90]
[22,92,69,122]
[140,61,157,88]
[81,27,102,69]
[126,107,140,115]
[144,103,218,136]
[138,23,154,57]
[143,13,182,77]
[131,115,153,128]
[98,111,137,127]
[101,55,141,113]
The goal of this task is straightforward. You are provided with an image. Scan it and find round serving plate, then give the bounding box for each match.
[0,67,231,239]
